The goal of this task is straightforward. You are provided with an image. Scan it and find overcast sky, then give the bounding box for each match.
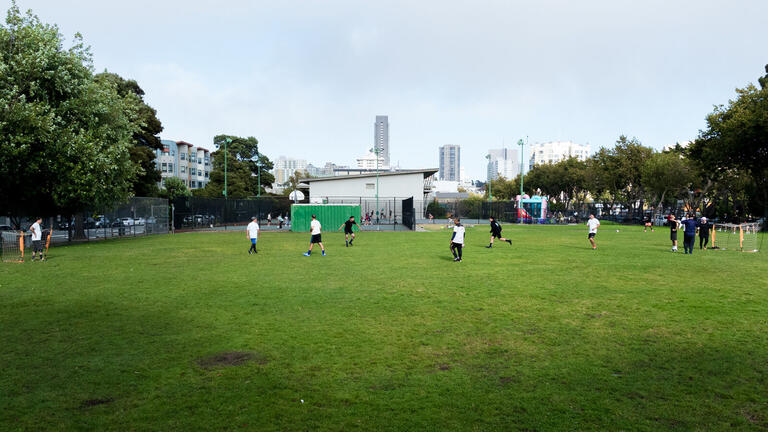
[20,0,768,179]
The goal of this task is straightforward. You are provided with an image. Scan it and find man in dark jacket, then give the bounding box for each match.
[487,216,512,248]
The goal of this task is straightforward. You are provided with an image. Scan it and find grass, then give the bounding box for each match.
[1,225,767,431]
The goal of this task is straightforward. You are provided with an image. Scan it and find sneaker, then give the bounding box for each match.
[453,257,459,261]
[248,250,252,255]
[457,258,462,262]
[506,240,512,245]
[485,245,492,248]
[322,251,326,256]
[303,252,311,257]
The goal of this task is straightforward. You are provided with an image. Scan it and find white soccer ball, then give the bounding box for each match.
[616,229,620,232]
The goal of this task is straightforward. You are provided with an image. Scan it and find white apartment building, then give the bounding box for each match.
[487,148,520,181]
[155,139,211,190]
[528,141,590,169]
[273,156,308,185]
[356,151,388,170]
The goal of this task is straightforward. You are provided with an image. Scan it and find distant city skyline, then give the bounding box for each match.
[31,0,768,178]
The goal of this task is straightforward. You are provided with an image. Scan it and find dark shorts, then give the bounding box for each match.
[670,231,678,241]
[311,234,322,243]
[32,240,42,252]
[450,242,463,248]
[491,232,502,239]
[344,229,354,235]
[588,232,596,239]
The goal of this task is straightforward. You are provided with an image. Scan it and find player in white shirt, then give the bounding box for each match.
[246,216,260,254]
[29,217,44,261]
[450,218,466,262]
[587,214,600,250]
[303,215,326,256]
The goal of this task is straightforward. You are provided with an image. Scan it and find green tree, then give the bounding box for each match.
[485,175,520,200]
[0,3,138,217]
[199,134,274,198]
[95,72,164,197]
[689,65,768,219]
[160,177,191,201]
[641,151,694,210]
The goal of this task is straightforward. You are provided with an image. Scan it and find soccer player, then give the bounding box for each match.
[680,213,697,254]
[698,217,711,250]
[587,214,600,250]
[338,216,361,247]
[303,215,325,256]
[486,216,512,248]
[449,218,465,262]
[643,216,654,232]
[246,216,260,254]
[29,217,43,261]
[667,214,680,252]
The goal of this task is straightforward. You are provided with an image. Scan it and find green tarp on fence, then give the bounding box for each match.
[290,204,361,233]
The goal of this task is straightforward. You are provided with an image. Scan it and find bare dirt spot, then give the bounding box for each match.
[80,398,113,409]
[437,364,452,371]
[195,351,266,369]
[499,376,514,384]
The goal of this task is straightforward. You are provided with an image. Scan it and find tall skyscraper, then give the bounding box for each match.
[439,145,461,181]
[487,148,520,181]
[374,115,390,166]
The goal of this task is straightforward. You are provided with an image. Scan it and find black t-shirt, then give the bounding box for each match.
[344,220,355,231]
[668,220,678,232]
[698,222,711,235]
[490,221,502,234]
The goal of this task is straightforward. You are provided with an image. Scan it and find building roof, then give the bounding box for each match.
[300,168,438,183]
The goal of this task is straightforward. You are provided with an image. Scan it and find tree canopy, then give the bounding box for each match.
[0,3,138,216]
[197,134,275,199]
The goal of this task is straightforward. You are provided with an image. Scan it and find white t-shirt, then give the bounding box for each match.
[587,218,600,233]
[452,225,465,244]
[246,221,259,239]
[30,222,42,241]
[310,219,322,235]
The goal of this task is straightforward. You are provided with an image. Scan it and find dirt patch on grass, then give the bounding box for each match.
[195,351,266,369]
[80,398,113,409]
[437,364,452,371]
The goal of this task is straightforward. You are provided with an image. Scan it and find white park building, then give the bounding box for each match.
[301,169,437,219]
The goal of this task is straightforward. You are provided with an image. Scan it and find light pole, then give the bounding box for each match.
[370,147,380,229]
[223,137,232,230]
[255,152,261,198]
[517,138,525,198]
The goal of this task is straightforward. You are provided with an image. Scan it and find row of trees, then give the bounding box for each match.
[486,65,768,221]
[1,3,276,220]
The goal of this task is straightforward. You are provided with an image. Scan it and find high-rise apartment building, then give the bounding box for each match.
[374,115,390,166]
[528,141,590,170]
[273,156,308,185]
[486,148,520,181]
[438,145,461,181]
[155,139,211,190]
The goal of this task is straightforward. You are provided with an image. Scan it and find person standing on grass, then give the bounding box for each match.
[29,217,44,261]
[587,214,600,250]
[246,216,260,254]
[304,215,325,256]
[643,215,654,232]
[668,214,680,252]
[266,213,272,226]
[486,216,512,248]
[680,214,697,255]
[278,214,284,229]
[698,217,711,250]
[449,218,465,262]
[338,216,361,247]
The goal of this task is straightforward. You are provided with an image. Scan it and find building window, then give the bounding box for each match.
[198,158,202,164]
[161,163,167,172]
[366,183,375,190]
[181,166,185,174]
[198,169,202,176]
[180,153,186,161]
[168,163,173,172]
[205,171,209,178]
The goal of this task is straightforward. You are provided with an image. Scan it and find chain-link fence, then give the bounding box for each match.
[0,197,169,252]
[171,196,292,231]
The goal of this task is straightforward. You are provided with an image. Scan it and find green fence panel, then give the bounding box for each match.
[291,204,361,233]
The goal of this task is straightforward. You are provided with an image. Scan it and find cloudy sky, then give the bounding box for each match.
[21,0,768,178]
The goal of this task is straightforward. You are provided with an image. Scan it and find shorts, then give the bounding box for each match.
[670,231,678,241]
[311,234,322,243]
[32,240,42,252]
[491,232,502,239]
[644,222,652,227]
[344,229,354,235]
[250,238,257,244]
[588,232,596,239]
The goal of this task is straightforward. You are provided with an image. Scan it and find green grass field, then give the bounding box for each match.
[1,225,767,431]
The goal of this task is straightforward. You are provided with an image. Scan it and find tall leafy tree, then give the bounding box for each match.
[199,134,274,198]
[689,64,768,218]
[641,150,694,210]
[0,3,138,217]
[95,72,163,196]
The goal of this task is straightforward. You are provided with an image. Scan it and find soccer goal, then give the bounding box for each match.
[712,223,762,252]
[1,231,25,263]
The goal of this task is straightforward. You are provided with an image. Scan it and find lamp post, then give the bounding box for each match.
[255,152,261,198]
[370,147,380,229]
[223,137,232,230]
[517,138,525,198]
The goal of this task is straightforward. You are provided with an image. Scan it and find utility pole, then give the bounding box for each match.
[223,137,231,230]
[371,147,380,230]
[518,138,525,198]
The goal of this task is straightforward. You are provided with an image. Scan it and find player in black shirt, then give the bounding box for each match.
[338,216,361,247]
[697,216,712,249]
[667,214,680,252]
[486,216,512,248]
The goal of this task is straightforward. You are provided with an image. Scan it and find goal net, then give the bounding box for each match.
[712,223,761,252]
[1,231,25,263]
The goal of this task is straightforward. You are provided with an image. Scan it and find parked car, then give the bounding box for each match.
[120,217,135,226]
[0,224,12,231]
